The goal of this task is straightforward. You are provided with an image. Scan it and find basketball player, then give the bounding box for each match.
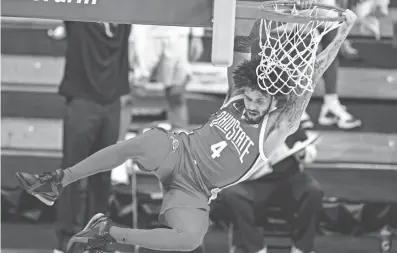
[15,2,357,252]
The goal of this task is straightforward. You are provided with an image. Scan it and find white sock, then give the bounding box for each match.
[324,94,339,106]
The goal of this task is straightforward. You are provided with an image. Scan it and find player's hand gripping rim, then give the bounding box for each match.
[341,9,357,27]
[336,9,357,35]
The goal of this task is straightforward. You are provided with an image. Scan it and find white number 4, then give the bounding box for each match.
[211,141,228,159]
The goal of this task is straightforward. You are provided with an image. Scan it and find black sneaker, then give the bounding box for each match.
[67,213,116,253]
[15,169,64,206]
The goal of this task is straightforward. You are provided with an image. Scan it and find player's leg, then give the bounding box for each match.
[112,207,208,251]
[67,207,209,252]
[15,127,175,205]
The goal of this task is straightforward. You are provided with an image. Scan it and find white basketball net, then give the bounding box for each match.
[256,4,343,96]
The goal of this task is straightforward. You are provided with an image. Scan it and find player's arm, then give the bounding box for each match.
[260,10,357,157]
[279,10,357,134]
[223,43,251,104]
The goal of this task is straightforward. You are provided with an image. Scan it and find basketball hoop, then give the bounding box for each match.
[255,1,346,96]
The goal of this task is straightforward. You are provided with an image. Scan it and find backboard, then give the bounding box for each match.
[1,0,269,66]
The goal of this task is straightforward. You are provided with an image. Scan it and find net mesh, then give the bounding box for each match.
[256,4,343,96]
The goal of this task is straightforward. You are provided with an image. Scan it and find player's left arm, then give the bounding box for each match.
[278,10,357,134]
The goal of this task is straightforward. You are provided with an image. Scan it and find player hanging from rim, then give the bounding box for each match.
[15,1,357,252]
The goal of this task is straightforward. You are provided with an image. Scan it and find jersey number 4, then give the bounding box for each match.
[211,141,228,159]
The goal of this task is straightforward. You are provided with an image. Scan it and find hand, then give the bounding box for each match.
[337,9,357,35]
[343,9,358,27]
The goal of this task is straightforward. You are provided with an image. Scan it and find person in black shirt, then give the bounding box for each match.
[51,21,131,253]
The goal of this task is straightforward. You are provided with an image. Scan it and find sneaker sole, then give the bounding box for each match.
[15,173,56,206]
[66,213,106,251]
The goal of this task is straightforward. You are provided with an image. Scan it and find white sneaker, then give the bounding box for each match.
[53,249,64,253]
[318,103,362,129]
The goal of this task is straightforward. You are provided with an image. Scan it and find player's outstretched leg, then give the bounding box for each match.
[67,208,209,253]
[15,128,176,206]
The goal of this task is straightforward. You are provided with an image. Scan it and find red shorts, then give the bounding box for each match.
[134,128,210,225]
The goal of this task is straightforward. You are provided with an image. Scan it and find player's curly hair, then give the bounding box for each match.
[233,56,290,96]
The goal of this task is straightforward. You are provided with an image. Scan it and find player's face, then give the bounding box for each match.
[243,88,272,124]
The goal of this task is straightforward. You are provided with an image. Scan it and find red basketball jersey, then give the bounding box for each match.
[188,96,269,189]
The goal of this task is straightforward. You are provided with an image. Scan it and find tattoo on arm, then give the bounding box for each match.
[281,29,350,131]
[312,37,345,83]
[312,22,352,83]
[282,90,311,130]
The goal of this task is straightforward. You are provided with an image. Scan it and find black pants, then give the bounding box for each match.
[55,98,121,251]
[221,158,324,253]
[319,28,339,94]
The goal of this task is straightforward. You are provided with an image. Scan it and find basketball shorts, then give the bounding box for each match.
[135,128,210,225]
